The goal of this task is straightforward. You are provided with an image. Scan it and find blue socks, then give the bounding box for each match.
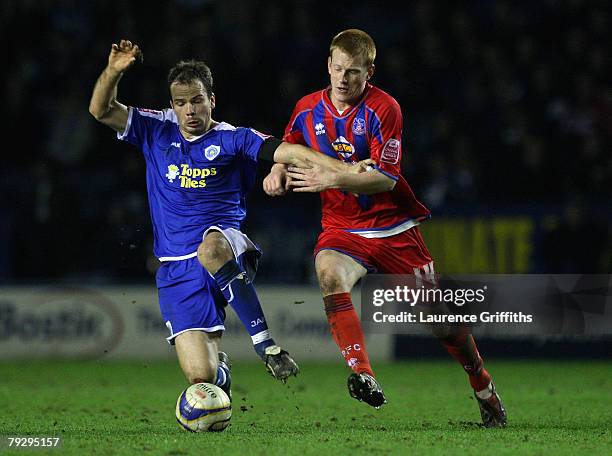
[215,364,230,389]
[213,260,275,358]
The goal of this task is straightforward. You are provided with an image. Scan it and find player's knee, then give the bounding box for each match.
[317,267,344,295]
[185,360,218,385]
[197,233,233,272]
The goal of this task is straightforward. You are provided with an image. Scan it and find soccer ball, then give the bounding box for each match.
[175,383,232,432]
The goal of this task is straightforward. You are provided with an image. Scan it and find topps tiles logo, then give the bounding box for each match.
[166,164,217,188]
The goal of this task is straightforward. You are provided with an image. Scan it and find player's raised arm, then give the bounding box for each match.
[89,39,143,133]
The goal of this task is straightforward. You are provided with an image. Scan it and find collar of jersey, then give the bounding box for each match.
[180,121,232,143]
[321,83,371,118]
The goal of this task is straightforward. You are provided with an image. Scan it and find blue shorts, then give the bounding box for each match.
[157,226,261,344]
[157,256,227,344]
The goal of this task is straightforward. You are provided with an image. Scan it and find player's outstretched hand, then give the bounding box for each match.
[287,160,338,193]
[287,158,376,193]
[107,39,143,74]
[263,164,291,196]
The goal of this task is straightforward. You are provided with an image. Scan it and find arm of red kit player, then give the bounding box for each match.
[258,138,376,194]
[272,142,349,170]
[287,161,395,194]
[262,150,376,196]
[369,99,404,179]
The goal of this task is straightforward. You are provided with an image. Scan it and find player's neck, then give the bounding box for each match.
[330,96,353,113]
[206,119,219,132]
[329,91,363,114]
[181,119,218,141]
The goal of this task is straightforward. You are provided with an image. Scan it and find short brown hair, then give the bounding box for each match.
[167,60,213,96]
[329,29,376,67]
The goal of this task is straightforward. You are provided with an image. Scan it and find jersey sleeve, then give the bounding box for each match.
[368,100,403,180]
[282,100,308,145]
[117,107,172,152]
[235,127,271,162]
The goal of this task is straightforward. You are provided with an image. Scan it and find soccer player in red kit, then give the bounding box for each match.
[264,29,506,426]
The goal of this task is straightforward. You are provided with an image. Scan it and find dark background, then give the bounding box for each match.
[1,0,610,284]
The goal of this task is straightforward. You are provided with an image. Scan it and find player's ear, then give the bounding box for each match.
[366,64,375,80]
[327,56,332,74]
[210,93,215,109]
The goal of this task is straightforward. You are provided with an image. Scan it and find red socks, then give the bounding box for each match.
[324,293,374,377]
[439,329,491,391]
[324,293,491,390]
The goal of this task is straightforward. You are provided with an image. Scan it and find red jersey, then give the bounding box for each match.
[284,83,430,237]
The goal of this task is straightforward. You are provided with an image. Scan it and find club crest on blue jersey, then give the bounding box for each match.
[204,145,221,160]
[332,136,355,160]
[352,117,366,135]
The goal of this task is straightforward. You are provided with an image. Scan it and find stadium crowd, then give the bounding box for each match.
[1,0,609,281]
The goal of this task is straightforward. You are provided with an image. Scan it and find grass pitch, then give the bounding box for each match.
[0,360,610,455]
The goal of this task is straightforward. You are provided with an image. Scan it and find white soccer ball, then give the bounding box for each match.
[175,383,232,432]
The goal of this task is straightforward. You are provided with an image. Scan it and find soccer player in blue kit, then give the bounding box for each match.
[89,40,360,395]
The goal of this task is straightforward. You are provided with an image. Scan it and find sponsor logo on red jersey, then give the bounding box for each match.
[381,138,400,164]
[332,136,355,159]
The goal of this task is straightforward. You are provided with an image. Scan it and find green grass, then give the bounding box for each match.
[0,360,610,455]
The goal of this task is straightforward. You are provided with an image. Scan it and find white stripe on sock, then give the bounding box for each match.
[476,382,493,399]
[216,366,227,386]
[222,282,235,303]
[251,330,271,345]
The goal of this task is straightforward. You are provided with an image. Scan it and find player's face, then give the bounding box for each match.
[170,80,215,139]
[328,49,374,110]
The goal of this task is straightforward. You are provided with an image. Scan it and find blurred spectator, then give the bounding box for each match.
[541,200,610,273]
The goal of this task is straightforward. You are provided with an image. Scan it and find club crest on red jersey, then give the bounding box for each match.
[352,117,366,135]
[332,136,355,159]
[381,138,400,164]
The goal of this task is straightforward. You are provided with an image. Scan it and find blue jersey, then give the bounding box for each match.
[118,107,268,260]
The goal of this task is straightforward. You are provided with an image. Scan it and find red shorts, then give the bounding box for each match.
[314,227,434,274]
